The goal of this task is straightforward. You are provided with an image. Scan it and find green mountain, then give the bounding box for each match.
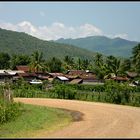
[0,28,96,60]
[55,36,139,58]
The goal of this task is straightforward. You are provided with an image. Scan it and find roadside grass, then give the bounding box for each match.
[0,103,72,138]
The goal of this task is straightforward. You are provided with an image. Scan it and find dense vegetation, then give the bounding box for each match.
[0,84,23,124]
[0,28,140,127]
[0,44,140,76]
[12,80,140,107]
[55,36,139,58]
[0,100,22,124]
[0,28,96,60]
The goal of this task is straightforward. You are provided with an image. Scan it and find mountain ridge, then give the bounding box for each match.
[0,28,97,60]
[55,35,139,58]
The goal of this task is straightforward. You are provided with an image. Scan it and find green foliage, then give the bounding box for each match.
[64,55,74,66]
[131,43,140,72]
[75,58,91,70]
[121,58,131,72]
[52,84,76,99]
[12,80,140,107]
[0,82,22,124]
[94,53,103,67]
[0,100,23,124]
[10,54,30,69]
[30,51,45,72]
[105,55,122,76]
[0,52,10,69]
[0,104,72,138]
[46,57,63,72]
[0,28,95,60]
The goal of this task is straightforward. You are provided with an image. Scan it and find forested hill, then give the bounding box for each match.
[55,36,139,58]
[0,28,96,60]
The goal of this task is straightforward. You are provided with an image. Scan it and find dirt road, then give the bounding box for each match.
[14,98,140,138]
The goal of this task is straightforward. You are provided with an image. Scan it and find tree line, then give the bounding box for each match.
[0,43,140,80]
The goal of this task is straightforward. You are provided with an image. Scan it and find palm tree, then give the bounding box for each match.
[105,55,121,77]
[10,54,30,69]
[30,51,45,73]
[81,58,90,70]
[131,43,140,72]
[94,53,103,67]
[64,55,74,70]
[121,58,131,72]
[46,57,62,72]
[77,58,82,70]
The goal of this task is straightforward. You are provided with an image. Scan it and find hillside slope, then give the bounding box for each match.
[55,36,139,58]
[0,28,96,60]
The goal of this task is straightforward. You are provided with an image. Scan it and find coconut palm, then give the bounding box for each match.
[131,43,140,72]
[121,58,131,72]
[46,57,62,72]
[94,53,103,67]
[10,54,30,69]
[105,55,121,76]
[77,58,82,70]
[63,55,74,70]
[30,51,45,73]
[81,58,91,70]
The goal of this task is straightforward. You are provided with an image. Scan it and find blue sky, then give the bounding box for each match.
[0,2,140,41]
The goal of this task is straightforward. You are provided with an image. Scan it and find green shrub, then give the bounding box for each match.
[12,79,140,107]
[0,100,23,124]
[52,84,76,100]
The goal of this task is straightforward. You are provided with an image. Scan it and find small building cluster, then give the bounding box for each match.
[0,65,139,86]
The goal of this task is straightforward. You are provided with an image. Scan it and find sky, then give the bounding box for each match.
[0,2,140,41]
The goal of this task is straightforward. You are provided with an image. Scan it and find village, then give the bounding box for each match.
[0,65,139,87]
[1,2,140,138]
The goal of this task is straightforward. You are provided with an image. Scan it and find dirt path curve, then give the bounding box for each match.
[14,98,140,138]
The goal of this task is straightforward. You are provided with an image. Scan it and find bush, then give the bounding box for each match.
[12,79,140,107]
[0,100,23,124]
[52,84,76,100]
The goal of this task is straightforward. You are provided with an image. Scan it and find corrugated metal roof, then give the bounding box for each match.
[49,73,64,77]
[16,66,30,72]
[0,70,6,73]
[70,79,83,84]
[0,70,25,75]
[57,76,69,81]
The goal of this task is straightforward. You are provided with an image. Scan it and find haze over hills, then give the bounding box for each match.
[0,28,96,60]
[55,36,139,58]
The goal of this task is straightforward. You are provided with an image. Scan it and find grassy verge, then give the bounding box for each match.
[0,103,72,138]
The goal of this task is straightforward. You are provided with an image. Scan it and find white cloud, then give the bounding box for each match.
[79,23,103,37]
[106,33,129,40]
[0,20,129,41]
[113,33,128,40]
[0,21,104,40]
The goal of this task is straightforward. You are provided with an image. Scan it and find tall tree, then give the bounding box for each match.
[105,55,121,76]
[47,57,62,72]
[30,51,45,72]
[64,55,74,65]
[94,53,103,67]
[63,55,74,70]
[93,53,106,80]
[81,58,90,70]
[10,54,31,69]
[131,43,140,72]
[77,58,82,70]
[121,58,131,72]
[0,52,10,69]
